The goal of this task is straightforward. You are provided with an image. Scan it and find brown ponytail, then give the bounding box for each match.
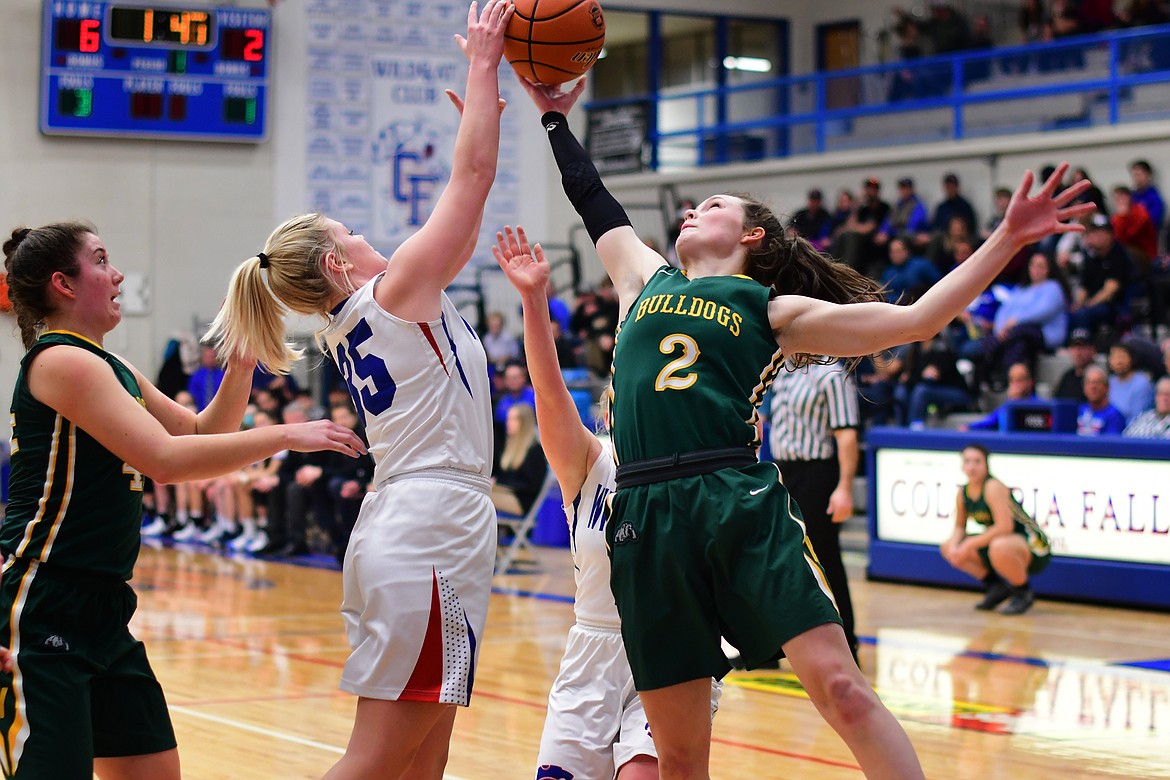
[3,221,96,348]
[735,194,886,368]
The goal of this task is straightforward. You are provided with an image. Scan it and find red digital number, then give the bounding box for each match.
[244,29,264,62]
[80,19,100,53]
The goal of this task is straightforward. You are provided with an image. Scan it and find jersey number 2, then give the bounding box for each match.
[655,334,699,391]
[335,317,397,425]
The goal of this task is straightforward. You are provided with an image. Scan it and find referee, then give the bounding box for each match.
[768,358,861,662]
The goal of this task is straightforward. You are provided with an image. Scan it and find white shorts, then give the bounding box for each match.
[339,468,495,705]
[536,622,722,779]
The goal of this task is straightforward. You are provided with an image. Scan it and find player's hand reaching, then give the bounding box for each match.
[1000,161,1096,248]
[283,420,368,458]
[493,225,549,297]
[455,0,514,67]
[0,645,13,673]
[516,74,587,116]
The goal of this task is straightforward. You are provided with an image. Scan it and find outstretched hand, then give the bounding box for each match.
[453,0,513,67]
[492,225,549,297]
[0,645,12,673]
[284,420,368,457]
[515,74,588,115]
[1001,161,1096,247]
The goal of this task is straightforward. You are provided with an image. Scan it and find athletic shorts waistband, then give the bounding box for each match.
[574,616,623,633]
[376,467,491,493]
[615,446,757,489]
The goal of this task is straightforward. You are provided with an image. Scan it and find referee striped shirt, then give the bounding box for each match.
[768,360,860,461]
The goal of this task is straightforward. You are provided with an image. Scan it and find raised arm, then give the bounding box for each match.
[377,0,512,314]
[28,347,366,484]
[517,77,663,318]
[493,226,600,500]
[771,163,1095,357]
[132,353,257,436]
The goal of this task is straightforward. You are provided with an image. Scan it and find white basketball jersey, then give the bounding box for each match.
[321,278,493,487]
[564,441,619,628]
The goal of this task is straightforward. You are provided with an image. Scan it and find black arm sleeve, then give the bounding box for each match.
[541,111,633,245]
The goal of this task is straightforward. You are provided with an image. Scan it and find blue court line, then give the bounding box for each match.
[1118,659,1170,672]
[490,585,575,604]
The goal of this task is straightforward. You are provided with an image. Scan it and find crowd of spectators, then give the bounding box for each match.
[886,0,1170,100]
[141,355,374,564]
[780,156,1170,440]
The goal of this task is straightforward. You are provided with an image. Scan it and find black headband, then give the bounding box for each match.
[257,252,269,269]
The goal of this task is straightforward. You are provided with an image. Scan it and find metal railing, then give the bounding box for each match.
[585,23,1170,169]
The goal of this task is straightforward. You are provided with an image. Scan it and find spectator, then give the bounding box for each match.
[1071,167,1108,215]
[928,1,973,54]
[254,400,327,557]
[888,16,926,101]
[482,310,521,370]
[493,360,535,470]
[1069,214,1133,335]
[1078,0,1115,33]
[1076,365,1127,435]
[1108,342,1155,422]
[857,345,910,428]
[187,343,225,411]
[320,402,374,564]
[155,332,198,400]
[880,237,940,303]
[1123,376,1170,437]
[981,187,1014,240]
[931,172,978,238]
[549,317,579,369]
[930,218,976,276]
[490,403,548,516]
[962,363,1037,431]
[829,188,856,240]
[982,252,1070,383]
[1130,159,1165,231]
[877,177,931,252]
[788,188,835,251]
[948,243,1011,377]
[940,444,1051,615]
[1111,185,1158,272]
[1117,0,1170,27]
[831,176,890,275]
[546,279,573,334]
[1053,327,1098,402]
[903,337,973,429]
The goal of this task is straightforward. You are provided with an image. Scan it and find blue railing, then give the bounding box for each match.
[585,24,1170,170]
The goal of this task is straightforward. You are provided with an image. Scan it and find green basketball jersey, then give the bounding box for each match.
[610,267,784,462]
[963,478,1051,557]
[3,331,146,580]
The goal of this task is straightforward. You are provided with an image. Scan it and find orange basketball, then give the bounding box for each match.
[504,0,606,86]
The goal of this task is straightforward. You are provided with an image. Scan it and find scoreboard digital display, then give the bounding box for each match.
[41,2,271,142]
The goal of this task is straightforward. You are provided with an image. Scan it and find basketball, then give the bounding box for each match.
[504,0,606,86]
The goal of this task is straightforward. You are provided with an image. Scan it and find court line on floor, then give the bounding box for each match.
[168,706,472,780]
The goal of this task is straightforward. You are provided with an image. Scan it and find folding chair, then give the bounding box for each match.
[494,470,558,575]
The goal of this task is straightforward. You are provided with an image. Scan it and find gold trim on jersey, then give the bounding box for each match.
[1,559,38,776]
[40,329,103,349]
[15,415,75,562]
[745,347,786,442]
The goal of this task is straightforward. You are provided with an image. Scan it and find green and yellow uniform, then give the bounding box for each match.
[0,331,176,778]
[963,479,1052,575]
[606,268,842,690]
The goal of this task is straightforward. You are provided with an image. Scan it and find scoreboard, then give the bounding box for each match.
[40,2,271,142]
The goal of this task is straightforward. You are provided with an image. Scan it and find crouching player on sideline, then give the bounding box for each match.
[493,225,721,779]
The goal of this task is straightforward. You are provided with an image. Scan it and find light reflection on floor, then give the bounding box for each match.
[727,626,1170,778]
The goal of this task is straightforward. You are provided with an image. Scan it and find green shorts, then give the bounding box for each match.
[607,462,842,691]
[977,539,1052,576]
[0,557,177,779]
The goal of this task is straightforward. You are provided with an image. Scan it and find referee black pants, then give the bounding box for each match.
[773,458,857,649]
